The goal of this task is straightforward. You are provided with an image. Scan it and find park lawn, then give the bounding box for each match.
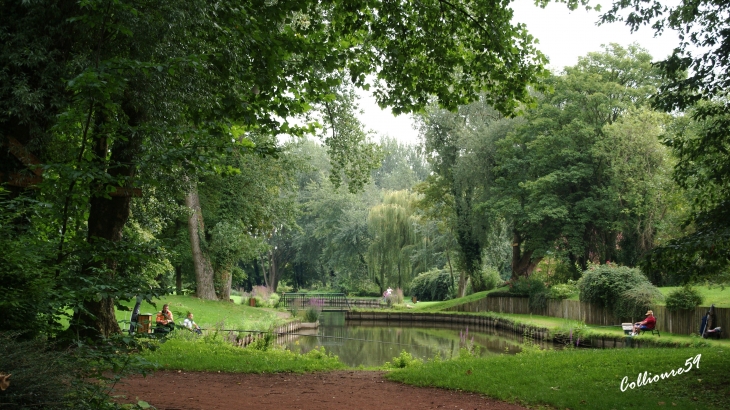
[566,285,730,307]
[387,347,729,409]
[658,286,730,308]
[409,287,510,312]
[143,332,345,373]
[114,294,284,331]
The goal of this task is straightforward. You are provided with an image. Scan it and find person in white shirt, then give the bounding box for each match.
[183,312,202,335]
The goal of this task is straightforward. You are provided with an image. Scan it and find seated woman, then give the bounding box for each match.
[155,304,175,333]
[182,311,202,335]
[632,310,656,335]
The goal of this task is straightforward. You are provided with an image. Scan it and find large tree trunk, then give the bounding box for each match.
[185,188,217,299]
[71,104,140,339]
[511,231,541,279]
[175,265,182,294]
[218,267,232,300]
[267,249,279,292]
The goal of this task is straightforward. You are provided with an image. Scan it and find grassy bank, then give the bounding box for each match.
[387,347,730,409]
[565,285,730,307]
[142,332,345,373]
[114,295,284,331]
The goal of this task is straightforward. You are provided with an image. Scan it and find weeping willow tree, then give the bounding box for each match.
[367,191,419,292]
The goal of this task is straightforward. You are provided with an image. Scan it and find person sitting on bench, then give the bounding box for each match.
[633,310,656,335]
[155,304,175,333]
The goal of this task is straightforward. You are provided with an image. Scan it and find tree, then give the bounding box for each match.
[602,0,730,282]
[0,0,548,338]
[417,97,513,293]
[367,190,419,291]
[492,44,670,277]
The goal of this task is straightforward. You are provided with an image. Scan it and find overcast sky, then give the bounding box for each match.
[356,0,681,145]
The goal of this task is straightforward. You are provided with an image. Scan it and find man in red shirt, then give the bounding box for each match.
[633,310,656,335]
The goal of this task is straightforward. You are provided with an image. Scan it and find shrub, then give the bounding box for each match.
[508,276,545,296]
[548,281,578,300]
[248,286,279,307]
[409,269,454,301]
[578,263,660,319]
[247,332,275,351]
[620,282,664,319]
[0,332,73,409]
[482,266,502,291]
[665,285,704,311]
[508,276,548,310]
[466,266,502,295]
[303,298,324,322]
[384,350,421,369]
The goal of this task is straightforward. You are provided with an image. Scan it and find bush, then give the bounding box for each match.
[466,266,501,295]
[548,281,578,300]
[0,333,73,409]
[247,286,279,307]
[384,350,421,369]
[409,269,454,301]
[619,282,664,319]
[508,276,545,296]
[303,298,324,322]
[577,263,660,319]
[665,286,704,311]
[508,276,548,310]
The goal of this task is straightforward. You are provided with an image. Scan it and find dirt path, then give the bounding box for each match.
[115,370,527,410]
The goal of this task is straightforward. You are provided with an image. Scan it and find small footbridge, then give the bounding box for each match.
[280,293,353,311]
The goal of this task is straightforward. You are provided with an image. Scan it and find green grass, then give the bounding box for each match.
[566,285,730,307]
[143,332,345,373]
[658,285,730,308]
[409,287,510,311]
[387,347,730,409]
[115,295,284,331]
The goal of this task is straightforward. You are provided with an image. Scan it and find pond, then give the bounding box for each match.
[281,312,558,367]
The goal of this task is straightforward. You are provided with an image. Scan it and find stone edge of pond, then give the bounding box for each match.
[345,311,697,349]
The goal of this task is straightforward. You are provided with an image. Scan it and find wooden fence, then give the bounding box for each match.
[446,296,729,339]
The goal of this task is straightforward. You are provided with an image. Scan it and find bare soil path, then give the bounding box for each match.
[115,370,528,410]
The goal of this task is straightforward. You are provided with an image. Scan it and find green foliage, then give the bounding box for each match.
[665,286,704,311]
[1,0,547,339]
[602,1,730,284]
[246,332,275,351]
[410,269,455,302]
[619,282,664,319]
[303,307,321,323]
[0,332,156,410]
[480,266,502,292]
[578,264,660,319]
[491,45,675,277]
[367,190,420,290]
[508,276,545,297]
[0,333,73,409]
[548,282,578,300]
[417,99,513,291]
[384,350,422,369]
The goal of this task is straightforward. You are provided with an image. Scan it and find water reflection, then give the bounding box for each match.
[281,312,554,367]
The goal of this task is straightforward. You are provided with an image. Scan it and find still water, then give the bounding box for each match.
[282,312,554,367]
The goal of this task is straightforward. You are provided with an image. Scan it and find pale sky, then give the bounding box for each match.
[356,0,680,146]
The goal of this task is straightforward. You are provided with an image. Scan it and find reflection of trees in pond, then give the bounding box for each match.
[283,319,553,367]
